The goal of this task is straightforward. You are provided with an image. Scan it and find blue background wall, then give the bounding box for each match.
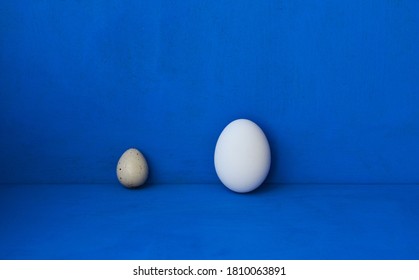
[1,0,419,185]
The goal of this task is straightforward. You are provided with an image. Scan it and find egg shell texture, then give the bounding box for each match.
[214,119,271,193]
[117,148,148,188]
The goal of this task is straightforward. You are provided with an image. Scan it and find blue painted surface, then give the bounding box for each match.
[1,184,418,260]
[1,1,419,260]
[1,0,419,184]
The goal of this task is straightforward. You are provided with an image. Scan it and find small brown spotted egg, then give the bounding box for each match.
[116,148,148,188]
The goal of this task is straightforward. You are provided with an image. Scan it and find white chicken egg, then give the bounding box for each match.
[116,148,148,188]
[214,119,271,193]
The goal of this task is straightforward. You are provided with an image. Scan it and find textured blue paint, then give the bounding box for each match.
[1,184,418,260]
[1,0,419,184]
[1,1,419,260]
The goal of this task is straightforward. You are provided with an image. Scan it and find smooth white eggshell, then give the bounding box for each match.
[214,119,271,193]
[117,148,148,188]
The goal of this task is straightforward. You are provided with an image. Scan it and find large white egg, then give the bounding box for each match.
[214,119,271,193]
[116,148,148,188]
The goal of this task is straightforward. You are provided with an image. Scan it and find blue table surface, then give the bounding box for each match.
[0,183,418,260]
